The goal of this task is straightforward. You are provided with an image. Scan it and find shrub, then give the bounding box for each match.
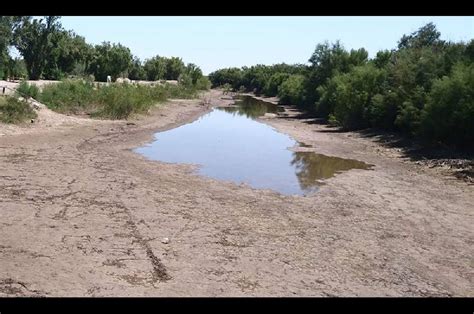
[16,81,39,100]
[331,64,386,130]
[0,96,37,123]
[419,63,474,148]
[195,76,211,90]
[277,75,307,107]
[38,79,197,119]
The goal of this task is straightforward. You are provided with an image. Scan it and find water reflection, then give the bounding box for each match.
[292,151,372,191]
[218,95,285,118]
[135,96,372,195]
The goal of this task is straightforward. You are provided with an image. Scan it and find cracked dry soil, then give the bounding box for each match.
[0,89,472,296]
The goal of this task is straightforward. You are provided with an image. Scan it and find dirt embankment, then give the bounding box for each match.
[0,89,472,296]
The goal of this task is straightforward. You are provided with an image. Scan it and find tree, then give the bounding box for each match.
[373,50,392,69]
[144,56,167,81]
[263,72,290,96]
[398,22,442,50]
[14,16,62,80]
[420,63,474,148]
[165,57,185,80]
[88,42,132,82]
[184,63,203,85]
[208,67,243,89]
[330,64,387,130]
[129,56,146,80]
[42,30,92,79]
[278,75,307,106]
[0,16,13,79]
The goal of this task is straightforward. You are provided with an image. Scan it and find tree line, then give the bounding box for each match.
[0,16,210,89]
[208,23,473,150]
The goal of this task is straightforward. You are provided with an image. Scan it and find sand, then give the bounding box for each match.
[0,89,472,296]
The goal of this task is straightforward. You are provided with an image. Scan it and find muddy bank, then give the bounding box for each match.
[0,90,472,296]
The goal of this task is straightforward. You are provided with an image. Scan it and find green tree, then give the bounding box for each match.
[398,22,442,50]
[263,72,290,96]
[42,30,91,79]
[14,16,62,80]
[144,56,167,81]
[330,64,387,130]
[0,16,13,79]
[184,63,203,85]
[129,56,146,80]
[278,74,307,106]
[88,42,132,82]
[420,63,474,148]
[208,67,243,89]
[165,57,185,80]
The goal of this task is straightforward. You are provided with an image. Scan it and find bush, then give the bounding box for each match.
[0,96,37,123]
[263,72,289,96]
[38,79,197,119]
[16,81,39,100]
[195,76,211,90]
[420,63,474,148]
[277,75,307,107]
[39,79,95,113]
[331,64,386,130]
[178,72,193,89]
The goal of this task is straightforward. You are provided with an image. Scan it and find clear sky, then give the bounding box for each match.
[52,16,474,75]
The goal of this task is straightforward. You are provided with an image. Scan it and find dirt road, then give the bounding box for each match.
[0,89,472,296]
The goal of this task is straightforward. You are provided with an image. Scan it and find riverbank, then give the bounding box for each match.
[0,89,472,296]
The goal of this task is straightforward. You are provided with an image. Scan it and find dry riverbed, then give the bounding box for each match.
[0,89,472,296]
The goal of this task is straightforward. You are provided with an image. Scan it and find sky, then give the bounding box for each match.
[33,16,474,75]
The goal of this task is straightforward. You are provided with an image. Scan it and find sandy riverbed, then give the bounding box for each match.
[0,89,472,296]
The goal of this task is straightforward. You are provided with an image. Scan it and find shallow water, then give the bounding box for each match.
[135,96,372,195]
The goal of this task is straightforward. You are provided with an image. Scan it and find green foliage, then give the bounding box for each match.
[208,67,243,90]
[16,81,39,99]
[222,83,232,94]
[14,16,62,80]
[368,92,398,129]
[327,114,339,126]
[398,22,442,50]
[263,72,289,96]
[142,56,187,81]
[166,57,185,80]
[88,42,132,82]
[128,56,146,80]
[208,63,306,96]
[419,63,474,148]
[0,96,37,123]
[195,76,211,90]
[0,16,13,79]
[162,82,197,99]
[278,75,307,106]
[38,79,197,119]
[178,72,193,89]
[43,31,93,80]
[185,63,203,85]
[373,50,392,69]
[5,57,27,79]
[39,79,96,113]
[92,84,161,119]
[331,64,386,130]
[144,56,167,81]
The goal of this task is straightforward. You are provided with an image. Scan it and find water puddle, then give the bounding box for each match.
[135,95,372,195]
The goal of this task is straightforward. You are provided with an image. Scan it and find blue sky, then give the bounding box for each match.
[41,16,474,74]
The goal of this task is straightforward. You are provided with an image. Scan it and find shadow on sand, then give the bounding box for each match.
[276,107,473,183]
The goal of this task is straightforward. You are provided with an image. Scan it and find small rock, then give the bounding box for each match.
[161,237,170,244]
[30,119,35,123]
